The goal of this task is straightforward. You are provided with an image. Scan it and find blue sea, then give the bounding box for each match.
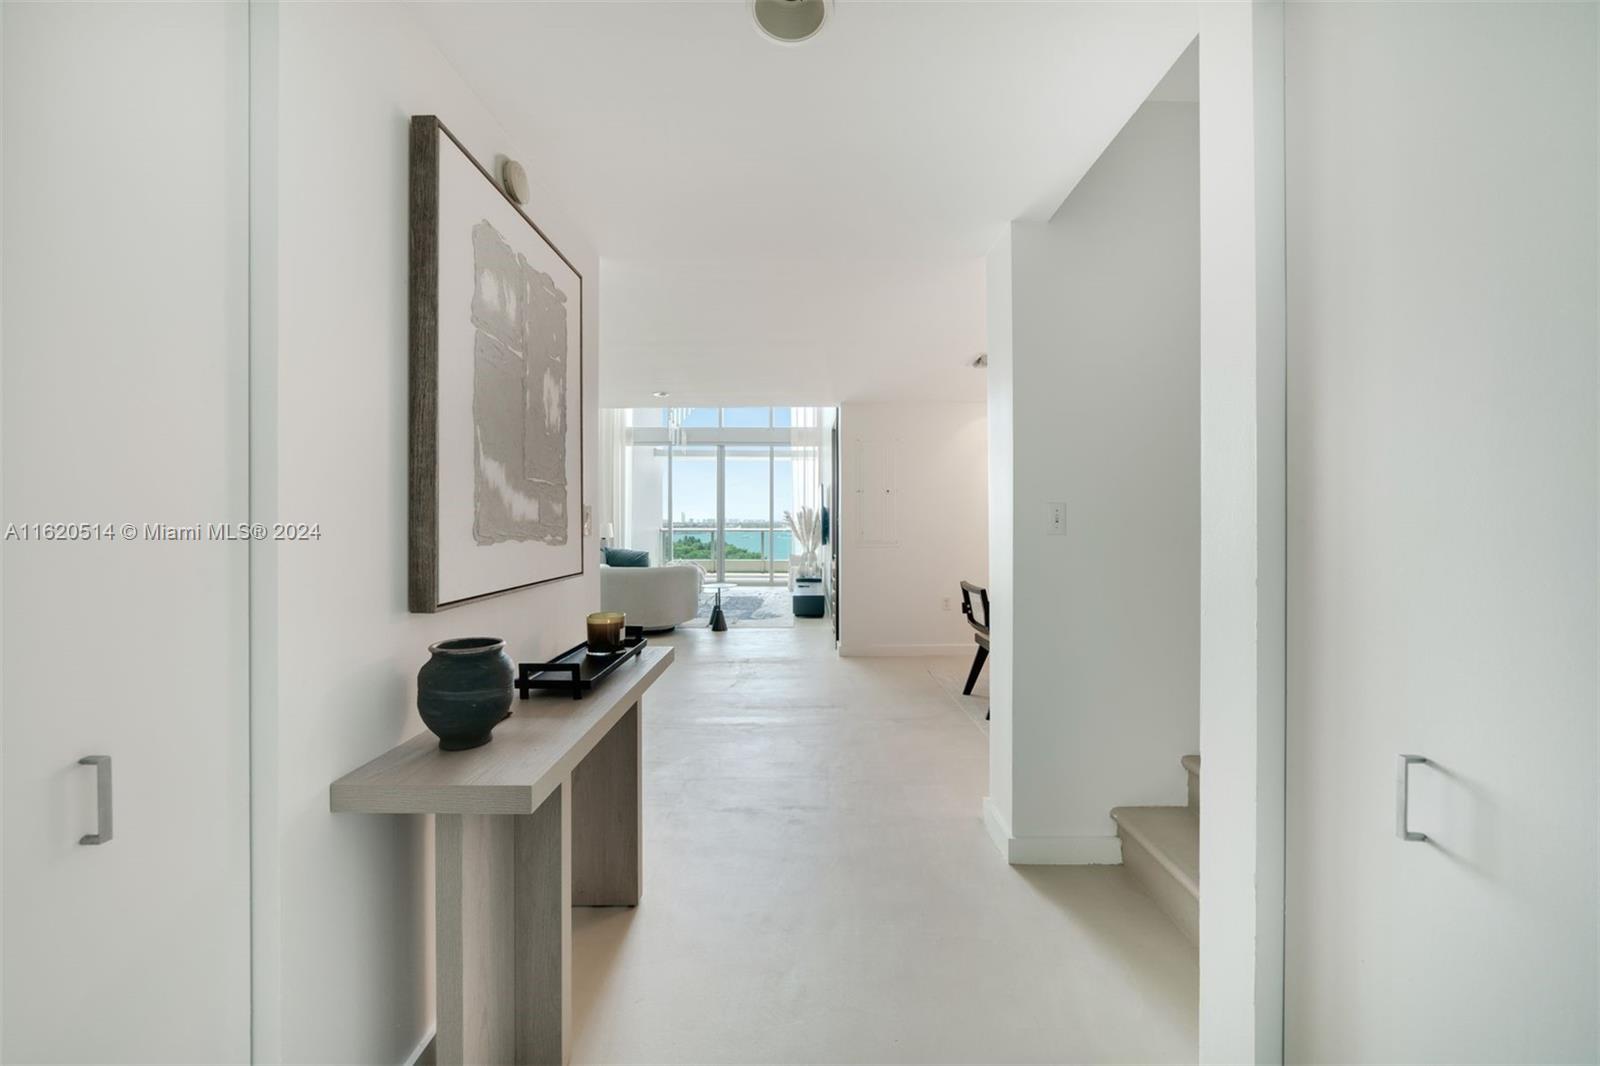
[675,529,794,558]
[732,530,792,557]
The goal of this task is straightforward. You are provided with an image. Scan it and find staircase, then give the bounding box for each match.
[1110,754,1200,944]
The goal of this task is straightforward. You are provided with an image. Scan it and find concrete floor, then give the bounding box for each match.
[571,622,1198,1064]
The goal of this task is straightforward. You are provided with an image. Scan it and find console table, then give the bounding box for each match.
[330,646,674,1065]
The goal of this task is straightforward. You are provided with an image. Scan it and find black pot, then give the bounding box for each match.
[417,637,515,751]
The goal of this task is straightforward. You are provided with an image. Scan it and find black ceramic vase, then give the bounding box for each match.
[417,637,515,751]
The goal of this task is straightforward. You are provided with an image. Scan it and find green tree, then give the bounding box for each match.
[672,535,763,560]
[673,535,711,559]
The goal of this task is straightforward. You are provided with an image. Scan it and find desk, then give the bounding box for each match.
[331,646,674,1065]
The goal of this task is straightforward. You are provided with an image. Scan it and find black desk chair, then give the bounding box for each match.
[959,581,990,717]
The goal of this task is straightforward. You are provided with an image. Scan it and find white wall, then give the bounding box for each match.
[251,4,599,1061]
[1,5,8,1048]
[985,233,1017,830]
[624,447,665,559]
[1194,5,1286,1061]
[838,402,988,656]
[984,99,1200,863]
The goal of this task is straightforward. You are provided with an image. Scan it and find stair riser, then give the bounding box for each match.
[1119,829,1198,945]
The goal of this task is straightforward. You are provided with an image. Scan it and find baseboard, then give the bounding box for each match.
[839,642,973,657]
[982,797,1123,865]
[982,796,1013,857]
[403,1029,436,1066]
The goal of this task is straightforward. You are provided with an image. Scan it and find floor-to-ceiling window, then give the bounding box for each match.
[670,444,718,571]
[617,406,825,587]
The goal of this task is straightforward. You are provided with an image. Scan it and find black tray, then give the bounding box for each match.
[515,627,648,700]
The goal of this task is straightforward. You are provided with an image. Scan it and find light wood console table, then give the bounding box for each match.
[331,646,674,1065]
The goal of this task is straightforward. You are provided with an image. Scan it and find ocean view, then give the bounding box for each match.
[728,529,792,557]
[664,527,794,560]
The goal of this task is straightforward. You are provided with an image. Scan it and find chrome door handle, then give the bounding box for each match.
[78,755,112,845]
[1396,753,1428,842]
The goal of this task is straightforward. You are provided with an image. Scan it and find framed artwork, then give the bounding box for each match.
[408,115,584,612]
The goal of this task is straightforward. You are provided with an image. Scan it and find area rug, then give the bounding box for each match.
[682,585,795,629]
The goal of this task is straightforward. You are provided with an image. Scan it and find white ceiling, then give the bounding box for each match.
[598,256,988,407]
[414,1,1197,260]
[409,1,1198,404]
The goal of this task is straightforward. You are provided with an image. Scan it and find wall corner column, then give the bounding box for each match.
[983,227,1016,850]
[1197,2,1286,1062]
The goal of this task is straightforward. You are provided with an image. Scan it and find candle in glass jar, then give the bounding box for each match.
[586,611,626,654]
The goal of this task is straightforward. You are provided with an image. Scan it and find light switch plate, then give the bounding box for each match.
[1047,502,1066,535]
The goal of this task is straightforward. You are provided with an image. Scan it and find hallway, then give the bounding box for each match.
[571,624,1198,1063]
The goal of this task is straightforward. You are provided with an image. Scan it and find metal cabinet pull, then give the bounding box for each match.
[78,755,112,845]
[1396,753,1428,842]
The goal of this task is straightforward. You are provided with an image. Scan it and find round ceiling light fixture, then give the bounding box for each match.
[750,0,829,44]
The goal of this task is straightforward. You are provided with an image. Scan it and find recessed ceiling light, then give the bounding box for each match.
[751,0,828,45]
[652,391,670,398]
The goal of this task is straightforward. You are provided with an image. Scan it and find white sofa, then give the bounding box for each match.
[599,561,704,631]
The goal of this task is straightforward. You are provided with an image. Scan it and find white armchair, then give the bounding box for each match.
[600,562,704,631]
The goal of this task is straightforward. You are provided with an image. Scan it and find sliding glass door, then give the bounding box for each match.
[723,445,773,584]
[620,407,823,588]
[669,445,718,578]
[772,446,795,580]
[669,444,782,585]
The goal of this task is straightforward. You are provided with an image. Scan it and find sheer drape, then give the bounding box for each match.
[787,407,823,579]
[598,407,628,549]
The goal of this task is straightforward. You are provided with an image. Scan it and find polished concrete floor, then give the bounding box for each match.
[571,622,1198,1064]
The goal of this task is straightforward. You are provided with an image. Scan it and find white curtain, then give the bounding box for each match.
[597,407,628,549]
[786,407,823,579]
[789,407,821,513]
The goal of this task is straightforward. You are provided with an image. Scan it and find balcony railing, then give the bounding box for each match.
[658,524,796,582]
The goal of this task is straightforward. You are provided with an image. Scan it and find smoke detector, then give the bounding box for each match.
[751,0,829,44]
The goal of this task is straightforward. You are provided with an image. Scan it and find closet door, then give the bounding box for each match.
[1,2,251,1061]
[1285,5,1598,1062]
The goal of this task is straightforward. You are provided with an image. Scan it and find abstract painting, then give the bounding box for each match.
[409,115,584,612]
[469,220,569,546]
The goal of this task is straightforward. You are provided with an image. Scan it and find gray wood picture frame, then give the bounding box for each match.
[409,115,585,613]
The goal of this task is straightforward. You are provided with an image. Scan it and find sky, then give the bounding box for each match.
[671,451,794,526]
[634,407,811,526]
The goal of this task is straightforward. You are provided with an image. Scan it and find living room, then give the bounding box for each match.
[598,405,838,634]
[596,399,990,660]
